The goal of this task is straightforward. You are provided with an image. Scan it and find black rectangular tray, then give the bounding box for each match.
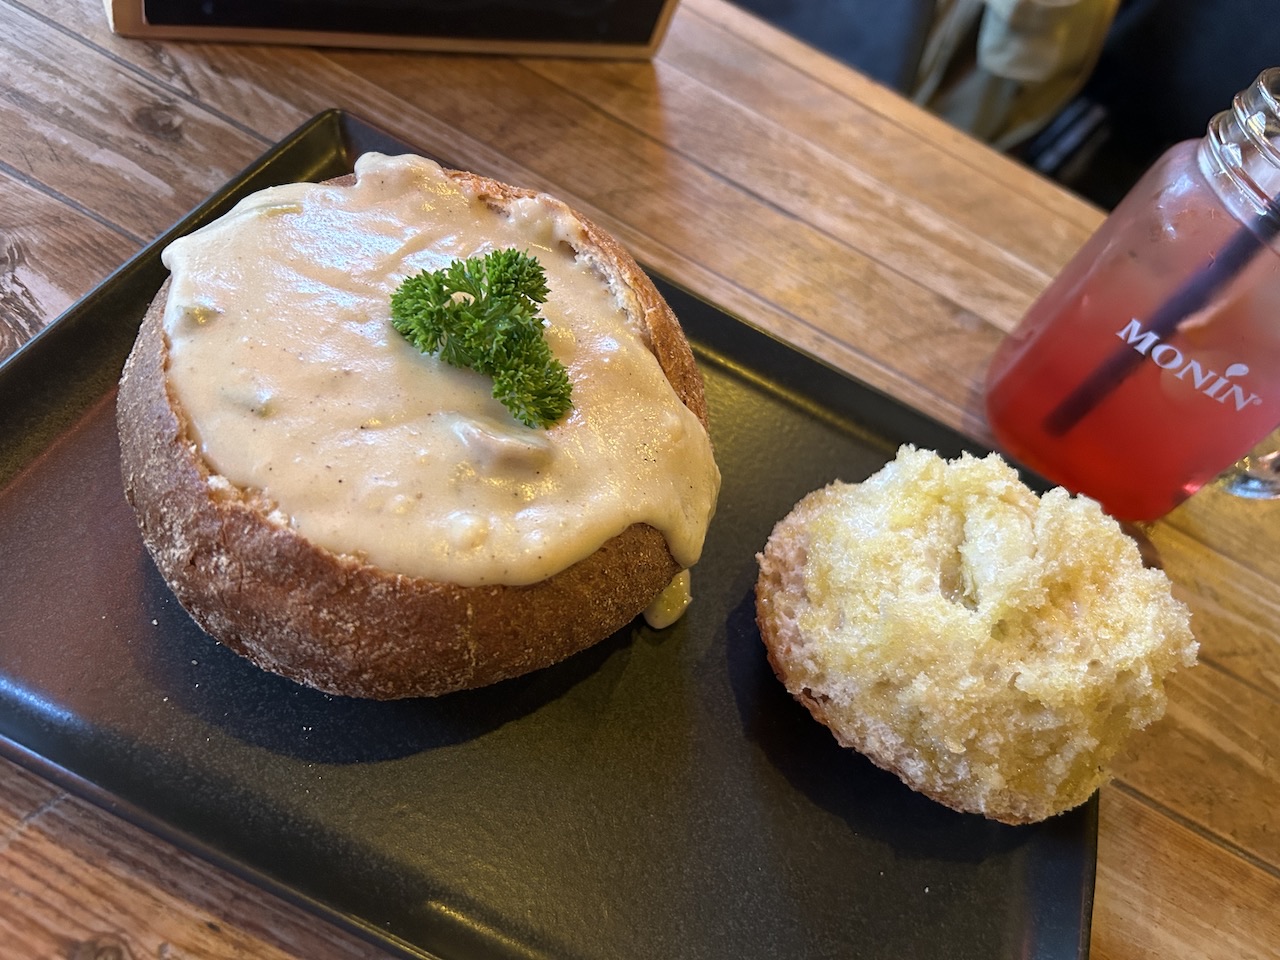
[0,111,1095,960]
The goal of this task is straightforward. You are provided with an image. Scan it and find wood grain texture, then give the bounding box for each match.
[1151,518,1280,700]
[1093,787,1280,960]
[526,48,1074,308]
[0,757,386,958]
[0,1,268,240]
[0,0,1276,957]
[0,171,135,361]
[678,0,1103,237]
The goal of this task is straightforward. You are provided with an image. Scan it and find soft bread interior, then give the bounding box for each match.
[755,445,1197,824]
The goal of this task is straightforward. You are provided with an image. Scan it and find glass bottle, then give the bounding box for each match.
[984,68,1280,522]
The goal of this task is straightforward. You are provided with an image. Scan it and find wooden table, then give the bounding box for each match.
[2,1,1277,956]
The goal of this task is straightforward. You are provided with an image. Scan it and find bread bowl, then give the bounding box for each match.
[755,445,1196,824]
[117,153,720,699]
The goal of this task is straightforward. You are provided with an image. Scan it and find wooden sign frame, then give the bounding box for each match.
[104,0,679,59]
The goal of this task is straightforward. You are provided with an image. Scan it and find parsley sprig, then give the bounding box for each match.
[390,249,572,428]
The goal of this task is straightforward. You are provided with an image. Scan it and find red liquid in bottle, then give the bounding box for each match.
[985,143,1280,522]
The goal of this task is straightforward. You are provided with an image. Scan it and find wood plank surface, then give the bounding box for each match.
[0,0,1275,957]
[0,172,134,361]
[677,0,1103,236]
[1093,787,1280,960]
[0,756,384,958]
[0,1,268,239]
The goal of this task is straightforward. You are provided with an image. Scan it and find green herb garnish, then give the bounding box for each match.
[390,249,572,428]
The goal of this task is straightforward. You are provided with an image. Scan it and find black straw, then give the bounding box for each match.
[1044,196,1280,436]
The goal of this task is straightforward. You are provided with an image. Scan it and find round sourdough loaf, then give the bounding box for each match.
[118,157,718,699]
[755,445,1196,824]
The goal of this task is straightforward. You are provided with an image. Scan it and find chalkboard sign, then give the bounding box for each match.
[106,0,679,57]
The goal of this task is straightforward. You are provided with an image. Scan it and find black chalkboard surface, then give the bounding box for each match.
[106,0,678,57]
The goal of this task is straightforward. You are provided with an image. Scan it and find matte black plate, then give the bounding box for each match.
[0,111,1095,960]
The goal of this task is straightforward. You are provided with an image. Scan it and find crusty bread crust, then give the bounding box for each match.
[117,168,708,699]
